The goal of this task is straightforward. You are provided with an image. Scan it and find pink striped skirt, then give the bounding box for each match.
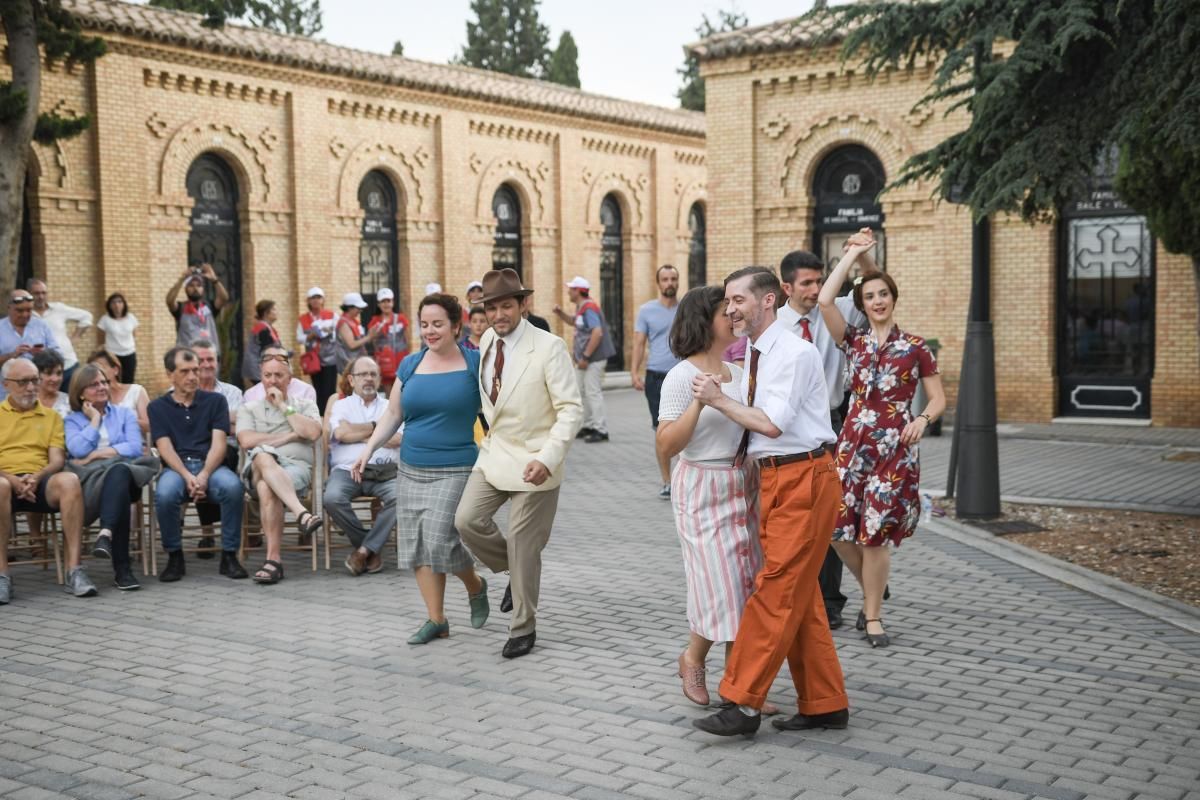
[671,458,762,643]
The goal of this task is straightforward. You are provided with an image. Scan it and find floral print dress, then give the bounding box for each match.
[833,325,938,547]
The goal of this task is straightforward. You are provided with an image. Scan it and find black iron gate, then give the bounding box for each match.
[359,170,399,319]
[599,194,625,371]
[687,202,706,288]
[492,185,523,280]
[186,153,243,382]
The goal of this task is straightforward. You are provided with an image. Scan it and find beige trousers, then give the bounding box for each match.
[455,470,561,637]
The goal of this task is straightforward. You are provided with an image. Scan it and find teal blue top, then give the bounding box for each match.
[399,360,481,468]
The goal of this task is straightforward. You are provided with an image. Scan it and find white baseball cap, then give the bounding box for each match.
[466,280,483,292]
[341,292,368,309]
[377,288,394,301]
[306,286,324,299]
[424,282,443,296]
[565,276,591,290]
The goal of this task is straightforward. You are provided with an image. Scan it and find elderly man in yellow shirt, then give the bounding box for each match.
[0,358,98,604]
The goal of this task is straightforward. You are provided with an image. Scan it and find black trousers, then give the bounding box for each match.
[98,463,140,569]
[820,406,847,614]
[117,353,137,385]
[313,365,338,415]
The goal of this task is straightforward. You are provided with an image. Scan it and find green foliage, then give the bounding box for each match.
[821,0,1200,261]
[147,0,249,28]
[149,0,322,35]
[456,0,551,79]
[391,39,405,56]
[545,30,579,88]
[678,9,747,111]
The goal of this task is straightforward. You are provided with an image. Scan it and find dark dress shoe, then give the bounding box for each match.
[771,708,849,731]
[693,704,760,737]
[345,549,368,576]
[196,536,215,559]
[584,431,609,443]
[827,607,844,629]
[219,551,248,579]
[575,427,595,439]
[502,632,536,658]
[500,581,513,613]
[158,550,185,582]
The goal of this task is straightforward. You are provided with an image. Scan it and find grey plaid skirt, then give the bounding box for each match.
[396,463,475,573]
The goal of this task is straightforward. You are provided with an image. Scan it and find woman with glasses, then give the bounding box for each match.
[87,349,150,434]
[64,364,160,591]
[33,349,71,418]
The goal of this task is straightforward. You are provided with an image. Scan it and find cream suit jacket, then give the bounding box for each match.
[475,320,583,492]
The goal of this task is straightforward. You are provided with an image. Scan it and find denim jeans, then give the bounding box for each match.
[155,458,244,552]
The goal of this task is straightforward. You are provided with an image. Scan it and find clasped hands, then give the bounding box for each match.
[842,227,877,257]
[690,372,724,405]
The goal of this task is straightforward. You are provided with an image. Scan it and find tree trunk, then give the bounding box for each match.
[0,0,40,305]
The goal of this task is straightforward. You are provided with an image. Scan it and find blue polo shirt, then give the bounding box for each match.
[148,389,230,460]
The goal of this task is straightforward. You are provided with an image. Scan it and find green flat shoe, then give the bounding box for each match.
[469,576,489,629]
[407,619,449,645]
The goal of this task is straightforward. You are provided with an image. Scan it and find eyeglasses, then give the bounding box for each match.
[86,379,110,390]
[3,377,39,387]
[260,354,290,363]
[351,370,380,378]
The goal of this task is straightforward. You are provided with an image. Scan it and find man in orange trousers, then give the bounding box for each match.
[690,266,849,737]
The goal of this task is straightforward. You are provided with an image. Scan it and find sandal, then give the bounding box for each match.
[863,618,890,648]
[297,510,322,537]
[253,560,285,585]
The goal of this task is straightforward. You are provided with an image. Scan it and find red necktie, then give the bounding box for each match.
[489,340,505,404]
[732,346,760,468]
[799,317,813,342]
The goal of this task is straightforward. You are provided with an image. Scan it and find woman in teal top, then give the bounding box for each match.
[353,293,489,645]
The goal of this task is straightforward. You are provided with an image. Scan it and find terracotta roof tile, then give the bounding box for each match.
[65,0,705,138]
[686,14,846,62]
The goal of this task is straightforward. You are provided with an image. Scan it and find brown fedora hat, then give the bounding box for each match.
[478,268,533,303]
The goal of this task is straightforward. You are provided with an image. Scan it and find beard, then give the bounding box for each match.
[662,287,677,298]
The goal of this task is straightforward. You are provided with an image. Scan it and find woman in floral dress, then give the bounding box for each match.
[818,229,945,647]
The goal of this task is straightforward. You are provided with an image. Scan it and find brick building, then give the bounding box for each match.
[9,0,707,388]
[692,18,1199,426]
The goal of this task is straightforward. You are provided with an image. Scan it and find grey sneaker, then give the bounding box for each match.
[0,574,11,605]
[66,567,98,598]
[658,484,671,500]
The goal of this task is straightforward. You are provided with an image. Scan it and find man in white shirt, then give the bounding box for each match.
[776,250,868,630]
[690,266,847,739]
[244,345,317,404]
[29,280,92,385]
[324,356,399,576]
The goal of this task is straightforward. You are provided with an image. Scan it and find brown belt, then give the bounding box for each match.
[756,445,830,470]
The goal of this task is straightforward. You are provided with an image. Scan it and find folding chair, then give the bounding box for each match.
[6,512,65,584]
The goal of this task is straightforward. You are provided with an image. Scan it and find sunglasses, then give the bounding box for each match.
[260,353,291,364]
[11,295,34,304]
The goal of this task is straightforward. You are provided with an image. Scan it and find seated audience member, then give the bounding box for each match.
[244,345,317,404]
[190,339,243,557]
[64,364,160,591]
[0,358,98,603]
[33,348,71,418]
[236,353,323,584]
[149,347,247,582]
[324,356,399,576]
[87,349,150,433]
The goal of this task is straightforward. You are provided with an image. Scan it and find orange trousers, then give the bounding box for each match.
[718,453,848,714]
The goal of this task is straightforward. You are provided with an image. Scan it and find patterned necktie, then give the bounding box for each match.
[732,346,760,468]
[489,339,505,404]
[799,317,813,342]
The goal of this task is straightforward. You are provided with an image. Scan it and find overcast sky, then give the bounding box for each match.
[134,1,819,108]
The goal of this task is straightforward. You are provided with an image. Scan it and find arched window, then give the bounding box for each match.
[599,194,625,371]
[687,202,706,287]
[186,153,242,381]
[811,144,886,273]
[492,185,522,279]
[358,170,399,315]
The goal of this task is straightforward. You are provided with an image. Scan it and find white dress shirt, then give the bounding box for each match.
[481,318,527,395]
[328,393,398,471]
[36,302,93,369]
[777,296,866,409]
[742,318,835,460]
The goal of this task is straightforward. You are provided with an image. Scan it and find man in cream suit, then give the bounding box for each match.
[455,269,583,659]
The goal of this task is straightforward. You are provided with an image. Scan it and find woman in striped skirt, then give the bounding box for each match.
[656,286,762,707]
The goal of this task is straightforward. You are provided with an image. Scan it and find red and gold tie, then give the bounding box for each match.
[732,345,760,468]
[799,317,813,342]
[489,340,505,404]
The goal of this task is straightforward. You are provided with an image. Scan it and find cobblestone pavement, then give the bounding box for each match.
[2,388,1198,800]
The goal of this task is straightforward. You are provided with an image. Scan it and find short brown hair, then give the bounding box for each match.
[255,299,276,320]
[87,348,121,372]
[670,285,726,359]
[418,293,464,335]
[852,270,899,313]
[68,364,107,413]
[724,266,783,308]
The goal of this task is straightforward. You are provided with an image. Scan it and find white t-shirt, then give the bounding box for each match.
[657,360,745,464]
[328,393,398,471]
[97,314,139,357]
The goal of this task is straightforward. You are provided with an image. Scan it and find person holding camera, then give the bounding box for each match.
[166,263,228,348]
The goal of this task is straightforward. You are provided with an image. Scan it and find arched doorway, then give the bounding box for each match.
[811,144,886,273]
[1057,177,1154,420]
[17,177,34,290]
[599,194,625,371]
[687,202,706,287]
[492,185,522,279]
[358,170,399,318]
[186,153,243,382]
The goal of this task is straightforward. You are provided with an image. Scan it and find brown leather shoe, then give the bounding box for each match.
[678,654,710,706]
[344,548,368,576]
[365,551,383,574]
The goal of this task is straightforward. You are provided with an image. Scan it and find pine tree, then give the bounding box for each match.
[545,31,580,88]
[392,40,405,56]
[677,10,747,111]
[456,0,551,80]
[150,0,322,35]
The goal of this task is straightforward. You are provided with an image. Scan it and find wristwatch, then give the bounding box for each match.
[284,405,297,417]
